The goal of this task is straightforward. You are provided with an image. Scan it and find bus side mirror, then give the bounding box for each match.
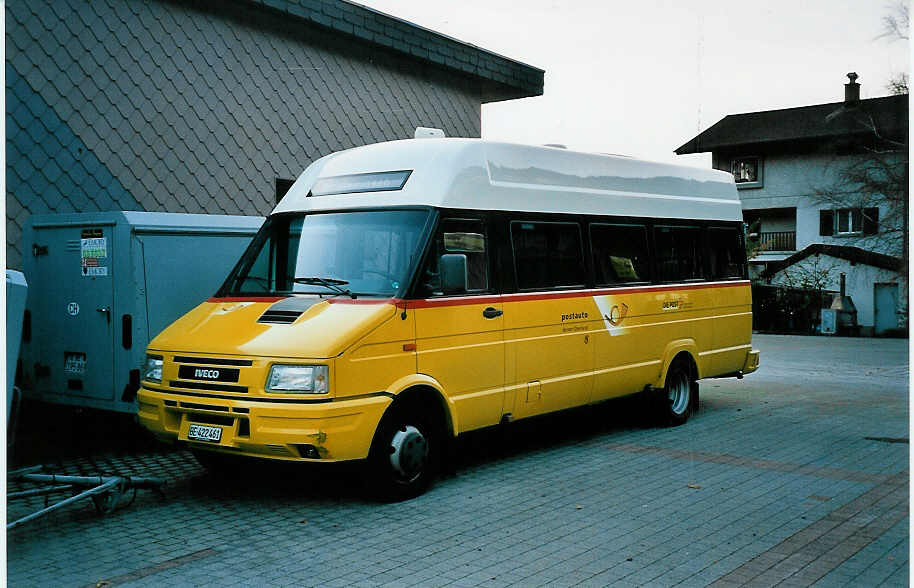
[440,254,468,295]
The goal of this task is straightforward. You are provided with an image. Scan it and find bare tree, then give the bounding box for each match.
[774,255,841,291]
[879,1,909,94]
[813,0,909,268]
[887,72,908,95]
[878,0,909,41]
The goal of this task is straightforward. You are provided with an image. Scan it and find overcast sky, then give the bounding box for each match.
[355,0,909,168]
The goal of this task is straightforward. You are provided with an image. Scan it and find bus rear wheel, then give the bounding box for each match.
[659,360,696,426]
[367,402,441,501]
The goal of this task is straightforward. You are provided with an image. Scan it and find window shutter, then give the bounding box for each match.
[819,210,834,236]
[863,207,879,235]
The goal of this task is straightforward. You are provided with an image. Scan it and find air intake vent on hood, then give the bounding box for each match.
[257,310,303,324]
[256,296,321,324]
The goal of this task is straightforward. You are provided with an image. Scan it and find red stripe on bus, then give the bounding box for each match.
[407,281,749,309]
[327,298,401,305]
[207,296,402,306]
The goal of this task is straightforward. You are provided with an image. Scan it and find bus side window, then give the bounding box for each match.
[590,223,650,285]
[511,221,585,290]
[709,227,744,279]
[421,219,489,296]
[654,225,703,282]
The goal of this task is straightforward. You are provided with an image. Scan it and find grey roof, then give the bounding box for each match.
[248,0,544,102]
[676,94,908,154]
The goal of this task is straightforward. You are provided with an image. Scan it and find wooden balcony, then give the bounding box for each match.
[751,231,796,252]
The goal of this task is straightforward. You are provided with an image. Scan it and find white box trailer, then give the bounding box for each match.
[19,212,263,413]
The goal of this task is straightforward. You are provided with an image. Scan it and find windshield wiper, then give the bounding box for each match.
[293,276,356,299]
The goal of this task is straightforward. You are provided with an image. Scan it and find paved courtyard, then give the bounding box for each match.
[6,334,909,587]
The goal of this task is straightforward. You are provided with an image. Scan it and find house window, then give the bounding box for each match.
[836,208,863,234]
[819,207,879,236]
[730,156,763,188]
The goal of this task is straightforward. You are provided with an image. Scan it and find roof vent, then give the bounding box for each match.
[845,72,860,104]
[414,127,445,139]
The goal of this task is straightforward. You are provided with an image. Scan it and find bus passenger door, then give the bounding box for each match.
[504,220,594,419]
[414,218,506,433]
[504,298,593,419]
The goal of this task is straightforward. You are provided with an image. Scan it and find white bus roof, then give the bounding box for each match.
[274,139,742,222]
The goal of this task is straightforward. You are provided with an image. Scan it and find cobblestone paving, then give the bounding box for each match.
[6,335,909,587]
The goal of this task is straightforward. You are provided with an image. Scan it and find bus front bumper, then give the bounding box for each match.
[136,387,392,462]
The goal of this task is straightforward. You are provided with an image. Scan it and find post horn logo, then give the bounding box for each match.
[605,302,629,326]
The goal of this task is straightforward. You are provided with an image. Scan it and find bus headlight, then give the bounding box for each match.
[266,365,329,394]
[143,354,163,383]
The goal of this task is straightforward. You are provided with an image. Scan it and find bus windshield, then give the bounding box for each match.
[219,209,431,297]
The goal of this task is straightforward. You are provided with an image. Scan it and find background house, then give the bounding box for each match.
[676,74,907,335]
[5,0,544,269]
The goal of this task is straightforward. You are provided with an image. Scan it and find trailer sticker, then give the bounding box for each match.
[64,352,86,375]
[80,236,108,277]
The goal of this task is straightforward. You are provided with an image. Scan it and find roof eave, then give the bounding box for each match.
[676,94,908,155]
[242,0,544,101]
[762,244,903,278]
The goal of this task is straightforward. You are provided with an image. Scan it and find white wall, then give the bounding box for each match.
[767,254,907,331]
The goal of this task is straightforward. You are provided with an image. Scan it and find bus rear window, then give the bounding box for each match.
[708,227,745,279]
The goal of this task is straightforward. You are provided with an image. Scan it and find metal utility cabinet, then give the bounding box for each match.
[19,212,264,413]
[7,270,28,424]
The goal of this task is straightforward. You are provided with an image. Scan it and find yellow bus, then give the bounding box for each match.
[137,137,759,500]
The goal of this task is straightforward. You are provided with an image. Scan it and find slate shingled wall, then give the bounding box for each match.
[6,0,485,268]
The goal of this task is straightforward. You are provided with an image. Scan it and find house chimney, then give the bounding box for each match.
[845,72,860,103]
[840,272,846,297]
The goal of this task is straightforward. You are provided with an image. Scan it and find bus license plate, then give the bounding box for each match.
[187,424,222,443]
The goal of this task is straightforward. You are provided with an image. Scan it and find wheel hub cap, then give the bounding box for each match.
[668,374,690,415]
[389,425,428,480]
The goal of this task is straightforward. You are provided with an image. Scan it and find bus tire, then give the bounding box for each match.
[366,400,441,501]
[659,359,695,426]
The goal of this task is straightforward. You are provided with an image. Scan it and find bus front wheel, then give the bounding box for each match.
[366,401,441,501]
